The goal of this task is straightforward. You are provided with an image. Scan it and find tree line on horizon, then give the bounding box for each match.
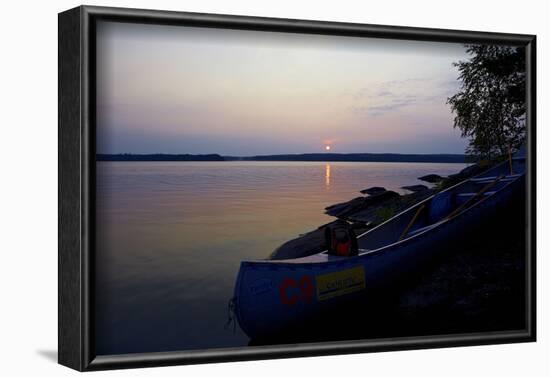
[97,152,469,163]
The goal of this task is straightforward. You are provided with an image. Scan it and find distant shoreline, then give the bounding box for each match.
[97,153,469,163]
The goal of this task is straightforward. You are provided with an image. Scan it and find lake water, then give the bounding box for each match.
[95,161,467,354]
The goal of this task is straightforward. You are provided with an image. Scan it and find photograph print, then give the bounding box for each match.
[94,20,530,355]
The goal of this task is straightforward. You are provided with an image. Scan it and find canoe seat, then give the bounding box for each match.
[472,177,516,184]
[455,191,496,206]
[470,174,520,183]
[457,191,496,198]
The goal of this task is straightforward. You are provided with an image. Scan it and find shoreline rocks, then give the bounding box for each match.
[347,189,435,224]
[269,160,494,260]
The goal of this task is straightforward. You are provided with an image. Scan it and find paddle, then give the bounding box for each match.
[398,204,426,241]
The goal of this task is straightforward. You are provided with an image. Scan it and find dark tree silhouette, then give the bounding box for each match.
[447,45,526,159]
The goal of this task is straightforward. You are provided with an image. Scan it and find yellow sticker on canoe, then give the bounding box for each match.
[316,266,366,301]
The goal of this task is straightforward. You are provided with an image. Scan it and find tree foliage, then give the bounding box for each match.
[447,45,526,159]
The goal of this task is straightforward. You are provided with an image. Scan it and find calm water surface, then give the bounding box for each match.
[95,161,467,354]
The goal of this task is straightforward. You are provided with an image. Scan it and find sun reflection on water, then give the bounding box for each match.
[325,163,331,188]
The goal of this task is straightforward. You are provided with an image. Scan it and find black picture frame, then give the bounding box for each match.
[58,5,537,371]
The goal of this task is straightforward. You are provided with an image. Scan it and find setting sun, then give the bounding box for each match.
[325,145,331,151]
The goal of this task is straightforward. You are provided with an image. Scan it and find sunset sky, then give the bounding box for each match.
[96,21,470,155]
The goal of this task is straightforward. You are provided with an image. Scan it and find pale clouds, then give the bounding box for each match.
[350,78,459,117]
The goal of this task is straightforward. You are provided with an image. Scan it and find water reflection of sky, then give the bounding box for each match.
[95,161,466,354]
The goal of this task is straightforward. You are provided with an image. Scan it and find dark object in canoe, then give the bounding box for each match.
[402,184,429,192]
[418,174,444,183]
[324,221,359,257]
[360,186,387,195]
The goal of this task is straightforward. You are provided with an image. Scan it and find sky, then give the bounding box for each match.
[96,21,470,155]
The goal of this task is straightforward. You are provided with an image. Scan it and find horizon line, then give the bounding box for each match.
[97,151,467,157]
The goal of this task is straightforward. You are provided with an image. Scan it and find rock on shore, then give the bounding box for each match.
[325,190,400,218]
[418,174,444,183]
[360,186,387,195]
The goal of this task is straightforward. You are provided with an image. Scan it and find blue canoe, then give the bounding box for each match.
[232,150,526,340]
